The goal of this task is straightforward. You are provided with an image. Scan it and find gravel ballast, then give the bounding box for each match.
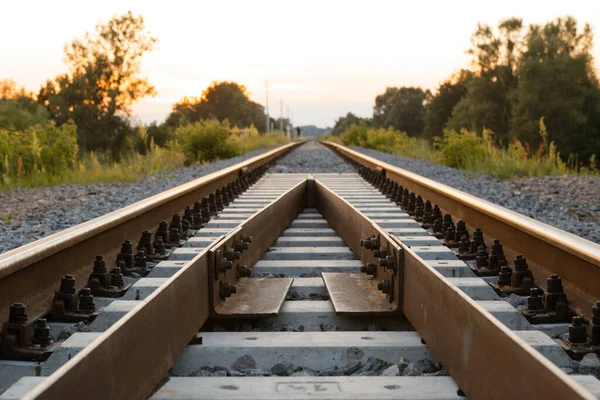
[269,140,355,173]
[1,140,598,254]
[0,149,272,254]
[350,147,599,243]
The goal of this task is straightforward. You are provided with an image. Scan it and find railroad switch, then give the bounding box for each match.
[0,304,60,362]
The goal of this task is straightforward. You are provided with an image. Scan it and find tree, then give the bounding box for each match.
[167,82,267,132]
[0,80,49,130]
[373,87,428,136]
[510,17,600,159]
[423,70,473,140]
[331,112,370,136]
[38,11,157,158]
[145,122,175,147]
[446,18,523,144]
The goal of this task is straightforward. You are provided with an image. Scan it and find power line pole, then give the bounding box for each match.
[265,80,270,133]
[280,100,283,133]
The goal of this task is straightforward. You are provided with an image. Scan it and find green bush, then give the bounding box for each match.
[340,121,368,147]
[0,98,50,131]
[339,124,436,161]
[175,119,240,164]
[333,118,595,179]
[0,122,78,179]
[435,129,487,170]
[228,126,288,152]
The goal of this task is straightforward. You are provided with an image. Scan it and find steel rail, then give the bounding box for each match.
[16,173,596,399]
[314,179,593,400]
[22,179,308,399]
[0,142,302,328]
[322,140,600,320]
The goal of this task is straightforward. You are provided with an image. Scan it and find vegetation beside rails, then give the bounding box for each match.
[0,120,288,192]
[325,118,598,179]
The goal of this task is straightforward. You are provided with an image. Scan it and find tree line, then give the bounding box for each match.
[0,11,276,163]
[332,16,600,163]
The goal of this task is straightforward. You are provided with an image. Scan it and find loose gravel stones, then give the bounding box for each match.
[0,149,272,254]
[269,140,355,173]
[189,357,441,377]
[1,141,598,254]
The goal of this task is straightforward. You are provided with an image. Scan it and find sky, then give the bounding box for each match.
[2,0,600,127]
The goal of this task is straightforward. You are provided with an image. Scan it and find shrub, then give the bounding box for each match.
[228,126,288,152]
[333,118,596,179]
[435,129,487,170]
[0,121,78,179]
[341,121,368,147]
[175,119,240,164]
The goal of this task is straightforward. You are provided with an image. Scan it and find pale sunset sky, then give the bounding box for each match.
[2,0,600,127]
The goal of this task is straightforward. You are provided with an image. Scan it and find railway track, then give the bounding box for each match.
[0,140,599,399]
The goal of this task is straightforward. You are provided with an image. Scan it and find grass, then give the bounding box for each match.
[0,128,289,192]
[325,118,598,179]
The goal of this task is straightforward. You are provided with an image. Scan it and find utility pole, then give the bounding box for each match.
[265,80,270,133]
[280,100,283,133]
[286,106,291,139]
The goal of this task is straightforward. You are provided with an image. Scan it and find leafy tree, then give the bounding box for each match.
[0,80,49,130]
[423,70,473,140]
[373,87,428,137]
[167,82,267,132]
[446,18,523,144]
[331,112,370,136]
[145,122,175,147]
[38,11,157,159]
[510,17,600,159]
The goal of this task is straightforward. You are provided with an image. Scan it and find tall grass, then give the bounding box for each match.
[0,119,289,192]
[330,118,598,179]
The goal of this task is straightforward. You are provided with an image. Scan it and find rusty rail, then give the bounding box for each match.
[321,140,600,320]
[23,179,308,400]
[16,171,597,399]
[0,142,302,328]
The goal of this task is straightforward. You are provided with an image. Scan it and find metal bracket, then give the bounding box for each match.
[208,228,292,317]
